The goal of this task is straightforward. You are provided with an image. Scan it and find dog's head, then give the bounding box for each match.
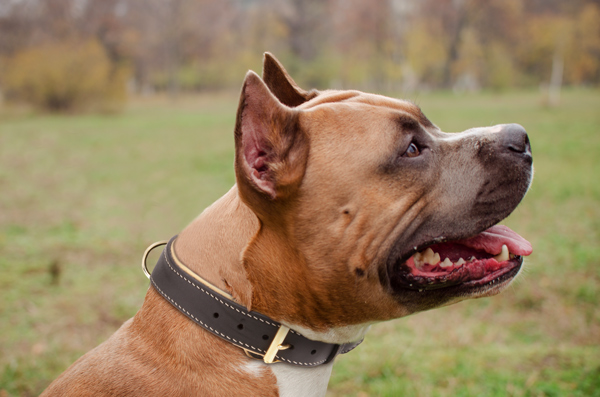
[234,54,532,334]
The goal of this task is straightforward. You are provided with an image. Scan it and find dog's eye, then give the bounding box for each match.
[404,142,420,158]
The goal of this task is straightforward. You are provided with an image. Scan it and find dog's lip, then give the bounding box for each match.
[388,224,531,291]
[456,257,523,288]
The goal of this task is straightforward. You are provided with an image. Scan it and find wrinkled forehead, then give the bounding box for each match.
[298,90,434,128]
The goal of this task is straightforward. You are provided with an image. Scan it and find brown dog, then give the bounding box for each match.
[42,53,533,396]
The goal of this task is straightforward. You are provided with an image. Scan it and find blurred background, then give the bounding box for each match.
[1,0,599,108]
[0,0,599,396]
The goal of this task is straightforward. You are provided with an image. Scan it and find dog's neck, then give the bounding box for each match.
[172,187,338,396]
[175,186,371,340]
[175,185,257,308]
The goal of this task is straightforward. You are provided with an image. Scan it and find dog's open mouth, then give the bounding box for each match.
[395,225,532,291]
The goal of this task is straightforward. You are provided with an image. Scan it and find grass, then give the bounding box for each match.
[0,88,599,396]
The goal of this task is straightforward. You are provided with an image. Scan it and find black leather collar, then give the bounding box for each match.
[149,236,362,367]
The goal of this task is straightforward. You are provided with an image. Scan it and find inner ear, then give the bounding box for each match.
[234,71,309,211]
[262,52,319,107]
[241,113,273,194]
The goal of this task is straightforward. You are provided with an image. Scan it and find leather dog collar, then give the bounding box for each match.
[147,236,362,367]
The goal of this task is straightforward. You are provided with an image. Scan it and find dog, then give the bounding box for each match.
[42,53,533,396]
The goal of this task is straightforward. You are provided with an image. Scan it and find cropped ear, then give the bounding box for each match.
[234,71,309,216]
[262,52,319,107]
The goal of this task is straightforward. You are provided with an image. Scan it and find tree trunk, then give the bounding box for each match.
[548,50,563,107]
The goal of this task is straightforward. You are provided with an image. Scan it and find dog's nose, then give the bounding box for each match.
[499,124,531,157]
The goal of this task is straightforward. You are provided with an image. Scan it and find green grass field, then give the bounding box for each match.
[1,88,599,396]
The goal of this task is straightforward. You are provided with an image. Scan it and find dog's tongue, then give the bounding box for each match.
[456,225,532,256]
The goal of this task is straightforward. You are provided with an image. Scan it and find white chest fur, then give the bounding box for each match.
[269,323,371,396]
[271,361,335,397]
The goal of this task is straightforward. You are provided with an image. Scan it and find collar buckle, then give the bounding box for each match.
[243,325,290,364]
[263,325,290,363]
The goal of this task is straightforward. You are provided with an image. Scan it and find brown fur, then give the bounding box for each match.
[45,288,278,396]
[43,53,532,396]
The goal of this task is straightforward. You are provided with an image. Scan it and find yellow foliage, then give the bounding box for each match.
[565,3,600,84]
[517,8,600,86]
[486,42,517,90]
[519,15,571,72]
[452,27,485,82]
[3,40,129,112]
[404,20,447,86]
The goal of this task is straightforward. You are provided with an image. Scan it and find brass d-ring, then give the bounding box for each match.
[141,240,168,279]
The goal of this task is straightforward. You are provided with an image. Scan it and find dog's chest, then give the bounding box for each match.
[270,361,334,397]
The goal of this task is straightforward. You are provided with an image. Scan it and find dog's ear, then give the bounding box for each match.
[262,52,319,107]
[234,71,309,216]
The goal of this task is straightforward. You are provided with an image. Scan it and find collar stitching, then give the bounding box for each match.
[159,247,328,365]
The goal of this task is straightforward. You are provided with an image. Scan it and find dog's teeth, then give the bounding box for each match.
[456,258,466,266]
[420,248,432,264]
[423,248,434,262]
[469,256,476,262]
[414,247,443,268]
[440,258,453,268]
[493,244,509,262]
[426,250,440,265]
[413,252,424,269]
